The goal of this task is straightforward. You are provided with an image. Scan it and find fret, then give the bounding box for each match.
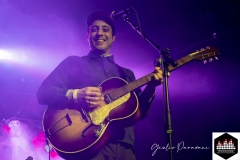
[168,55,192,72]
[110,73,154,99]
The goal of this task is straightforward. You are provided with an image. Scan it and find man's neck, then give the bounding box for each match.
[90,50,112,57]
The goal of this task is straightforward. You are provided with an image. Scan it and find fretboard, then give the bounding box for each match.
[109,54,193,100]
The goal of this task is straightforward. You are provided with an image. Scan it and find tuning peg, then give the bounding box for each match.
[209,58,213,62]
[215,56,218,60]
[203,60,207,64]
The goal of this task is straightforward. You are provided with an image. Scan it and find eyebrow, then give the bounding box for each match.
[91,25,111,29]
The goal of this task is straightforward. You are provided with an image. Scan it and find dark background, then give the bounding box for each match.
[0,0,240,159]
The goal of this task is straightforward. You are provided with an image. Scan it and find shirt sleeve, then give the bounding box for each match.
[126,69,155,120]
[36,56,74,106]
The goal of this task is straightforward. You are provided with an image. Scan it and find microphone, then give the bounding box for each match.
[110,6,134,20]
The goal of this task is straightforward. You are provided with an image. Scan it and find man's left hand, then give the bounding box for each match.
[148,67,170,88]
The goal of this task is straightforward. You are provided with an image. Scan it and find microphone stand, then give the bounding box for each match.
[122,15,175,160]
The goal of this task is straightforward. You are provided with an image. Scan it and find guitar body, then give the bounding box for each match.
[42,77,140,160]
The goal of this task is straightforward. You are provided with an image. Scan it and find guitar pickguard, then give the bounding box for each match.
[89,93,130,125]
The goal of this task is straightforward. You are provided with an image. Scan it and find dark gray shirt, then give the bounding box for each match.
[37,51,153,146]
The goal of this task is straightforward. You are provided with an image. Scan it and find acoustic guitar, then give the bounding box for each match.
[42,46,220,159]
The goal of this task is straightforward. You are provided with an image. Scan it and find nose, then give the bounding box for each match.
[96,29,104,36]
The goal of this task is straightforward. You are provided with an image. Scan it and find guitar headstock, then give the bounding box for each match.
[190,46,220,64]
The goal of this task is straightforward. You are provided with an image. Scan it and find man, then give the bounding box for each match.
[37,11,166,160]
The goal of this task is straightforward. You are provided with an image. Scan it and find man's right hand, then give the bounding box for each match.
[66,87,104,107]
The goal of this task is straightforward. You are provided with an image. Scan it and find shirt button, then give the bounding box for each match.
[106,69,109,72]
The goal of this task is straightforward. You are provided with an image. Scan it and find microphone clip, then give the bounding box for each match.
[161,48,177,67]
[110,6,134,20]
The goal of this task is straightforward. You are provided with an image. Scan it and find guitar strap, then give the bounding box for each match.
[116,64,129,82]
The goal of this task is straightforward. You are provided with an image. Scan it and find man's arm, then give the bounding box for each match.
[138,84,156,120]
[130,67,165,120]
[36,57,72,106]
[37,56,104,108]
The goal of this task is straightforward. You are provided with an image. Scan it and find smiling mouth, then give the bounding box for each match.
[95,39,106,44]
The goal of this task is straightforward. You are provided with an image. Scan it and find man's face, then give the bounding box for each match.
[87,20,115,54]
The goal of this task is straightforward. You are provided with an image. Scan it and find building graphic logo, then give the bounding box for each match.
[213,132,240,160]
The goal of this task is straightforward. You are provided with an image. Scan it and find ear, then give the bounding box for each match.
[112,35,116,42]
[86,31,90,42]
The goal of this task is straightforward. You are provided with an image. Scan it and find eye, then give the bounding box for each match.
[90,27,98,32]
[102,27,110,32]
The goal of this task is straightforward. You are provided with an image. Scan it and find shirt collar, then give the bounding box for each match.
[87,51,115,62]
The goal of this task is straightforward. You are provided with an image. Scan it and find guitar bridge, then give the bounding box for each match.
[46,113,72,138]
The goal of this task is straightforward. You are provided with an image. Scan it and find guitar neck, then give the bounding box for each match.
[110,54,193,100]
[168,54,193,72]
[109,73,153,100]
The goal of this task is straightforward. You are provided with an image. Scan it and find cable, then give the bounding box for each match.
[46,140,51,160]
[132,7,145,40]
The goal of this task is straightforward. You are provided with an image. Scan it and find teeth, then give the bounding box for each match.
[97,40,105,42]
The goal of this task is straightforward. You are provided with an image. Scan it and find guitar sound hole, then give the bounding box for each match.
[81,124,94,138]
